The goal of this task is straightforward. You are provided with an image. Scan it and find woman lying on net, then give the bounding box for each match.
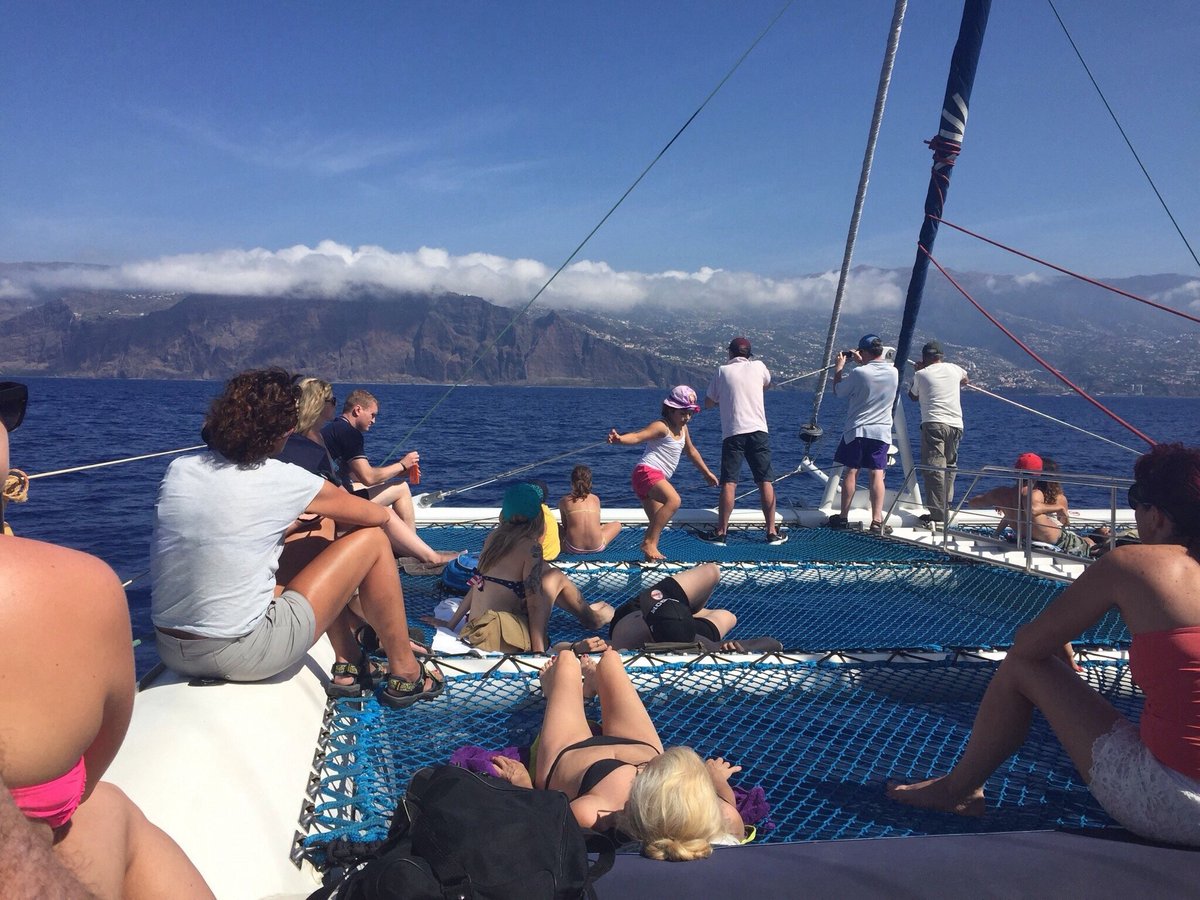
[491,648,746,860]
[889,443,1200,847]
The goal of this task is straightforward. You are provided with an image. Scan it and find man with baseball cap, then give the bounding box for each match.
[702,336,786,545]
[830,334,897,534]
[907,340,969,527]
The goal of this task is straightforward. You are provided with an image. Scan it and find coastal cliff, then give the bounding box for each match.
[0,291,707,386]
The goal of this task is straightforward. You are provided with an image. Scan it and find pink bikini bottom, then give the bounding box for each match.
[10,755,87,829]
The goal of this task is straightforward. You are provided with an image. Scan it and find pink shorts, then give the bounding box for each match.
[632,464,667,501]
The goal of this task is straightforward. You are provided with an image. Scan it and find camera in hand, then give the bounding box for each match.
[0,382,28,432]
[840,349,856,359]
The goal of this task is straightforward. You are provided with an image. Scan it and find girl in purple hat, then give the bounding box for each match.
[608,386,717,561]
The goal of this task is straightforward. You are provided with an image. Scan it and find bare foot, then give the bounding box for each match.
[641,540,666,562]
[538,654,559,694]
[886,776,985,816]
[580,654,600,700]
[587,601,615,629]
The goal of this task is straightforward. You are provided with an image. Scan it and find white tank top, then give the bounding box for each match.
[637,426,684,478]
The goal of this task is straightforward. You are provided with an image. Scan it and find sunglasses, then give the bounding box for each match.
[1127,482,1153,510]
[0,382,28,432]
[328,394,337,406]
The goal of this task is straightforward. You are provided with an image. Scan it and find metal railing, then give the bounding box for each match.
[888,462,1134,571]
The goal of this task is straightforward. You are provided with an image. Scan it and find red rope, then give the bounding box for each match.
[918,244,1158,448]
[934,217,1200,327]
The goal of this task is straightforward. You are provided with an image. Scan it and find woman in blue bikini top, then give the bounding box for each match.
[492,648,745,861]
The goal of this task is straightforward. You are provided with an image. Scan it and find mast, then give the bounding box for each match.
[892,0,992,387]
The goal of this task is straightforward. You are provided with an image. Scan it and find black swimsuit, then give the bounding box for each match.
[471,568,527,601]
[540,734,660,799]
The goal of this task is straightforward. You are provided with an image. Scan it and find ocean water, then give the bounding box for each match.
[7,376,1199,665]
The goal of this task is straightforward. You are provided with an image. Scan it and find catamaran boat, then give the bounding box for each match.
[40,0,1200,896]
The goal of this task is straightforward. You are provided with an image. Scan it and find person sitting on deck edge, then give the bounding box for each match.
[889,442,1200,848]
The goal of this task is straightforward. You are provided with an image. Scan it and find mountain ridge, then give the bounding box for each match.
[1,264,1196,394]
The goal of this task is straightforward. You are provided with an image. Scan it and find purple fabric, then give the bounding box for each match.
[733,784,774,831]
[449,745,523,777]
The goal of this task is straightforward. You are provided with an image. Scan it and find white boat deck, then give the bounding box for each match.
[106,498,1129,898]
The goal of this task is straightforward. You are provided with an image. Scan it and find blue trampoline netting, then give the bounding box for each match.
[299,524,1137,866]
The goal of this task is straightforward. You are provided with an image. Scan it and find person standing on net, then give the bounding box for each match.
[701,337,785,546]
[907,340,968,527]
[829,334,898,535]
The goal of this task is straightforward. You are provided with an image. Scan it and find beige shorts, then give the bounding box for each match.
[459,609,532,654]
[155,589,316,682]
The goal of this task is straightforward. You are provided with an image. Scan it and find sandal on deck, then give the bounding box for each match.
[869,520,893,536]
[326,661,367,699]
[720,637,784,653]
[380,659,445,709]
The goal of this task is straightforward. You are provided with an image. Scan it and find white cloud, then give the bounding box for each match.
[0,243,908,315]
[1157,279,1200,312]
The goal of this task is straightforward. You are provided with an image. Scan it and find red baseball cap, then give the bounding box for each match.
[1014,452,1043,471]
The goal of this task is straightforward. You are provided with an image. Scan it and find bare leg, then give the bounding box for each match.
[381,509,458,564]
[716,482,736,536]
[869,468,886,524]
[600,521,623,546]
[366,482,416,529]
[694,609,736,637]
[887,653,1122,815]
[669,563,721,612]
[840,468,858,518]
[287,527,425,687]
[54,782,213,899]
[639,496,666,561]
[759,480,778,535]
[641,480,680,561]
[595,649,662,748]
[535,653,593,789]
[542,565,614,629]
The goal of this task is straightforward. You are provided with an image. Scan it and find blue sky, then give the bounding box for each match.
[2,0,1197,311]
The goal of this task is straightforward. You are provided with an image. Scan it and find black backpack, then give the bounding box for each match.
[312,765,615,900]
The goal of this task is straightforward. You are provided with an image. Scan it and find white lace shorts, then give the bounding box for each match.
[1088,717,1200,846]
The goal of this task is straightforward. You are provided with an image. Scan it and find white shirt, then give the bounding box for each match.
[834,359,898,444]
[151,452,325,638]
[910,362,966,429]
[638,430,685,478]
[705,357,771,439]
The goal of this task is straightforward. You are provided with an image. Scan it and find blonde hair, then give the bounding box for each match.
[622,747,725,862]
[295,377,334,433]
[343,388,377,414]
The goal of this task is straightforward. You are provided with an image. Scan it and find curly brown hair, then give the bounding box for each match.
[204,368,300,465]
[1134,443,1200,554]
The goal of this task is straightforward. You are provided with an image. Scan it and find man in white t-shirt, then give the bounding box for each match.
[907,340,968,527]
[702,337,786,545]
[831,334,898,534]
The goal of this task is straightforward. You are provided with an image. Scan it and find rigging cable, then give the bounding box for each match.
[920,244,1157,448]
[417,439,610,506]
[1045,0,1199,271]
[383,0,796,466]
[806,0,909,450]
[775,361,837,388]
[903,355,1142,456]
[963,383,1141,457]
[934,217,1200,326]
[27,445,206,480]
